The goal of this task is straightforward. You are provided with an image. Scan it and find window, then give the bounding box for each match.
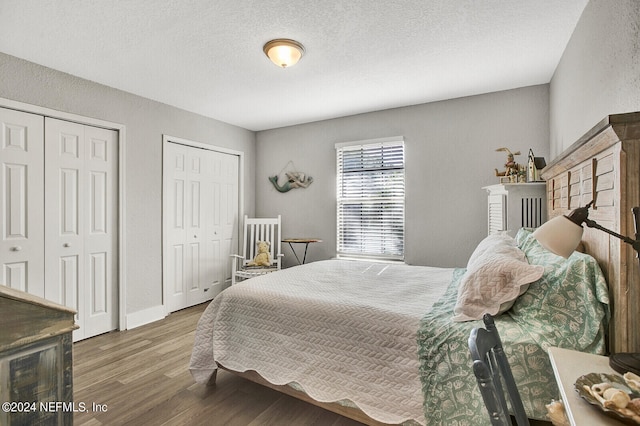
[336,137,405,260]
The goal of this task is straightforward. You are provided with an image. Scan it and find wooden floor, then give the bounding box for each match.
[73,302,552,426]
[73,302,364,425]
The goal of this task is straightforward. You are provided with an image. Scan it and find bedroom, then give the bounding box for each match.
[1,0,640,425]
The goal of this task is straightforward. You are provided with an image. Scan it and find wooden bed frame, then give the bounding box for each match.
[213,364,393,426]
[541,111,640,354]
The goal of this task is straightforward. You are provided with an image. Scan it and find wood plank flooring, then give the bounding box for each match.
[73,302,552,426]
[73,302,364,426]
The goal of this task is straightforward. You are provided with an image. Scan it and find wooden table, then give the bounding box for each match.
[548,347,623,426]
[282,238,322,264]
[1,285,78,426]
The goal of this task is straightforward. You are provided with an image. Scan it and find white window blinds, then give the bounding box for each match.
[336,137,405,260]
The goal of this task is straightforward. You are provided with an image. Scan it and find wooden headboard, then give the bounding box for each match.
[541,112,640,354]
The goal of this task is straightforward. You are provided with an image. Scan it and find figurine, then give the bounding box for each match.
[494,147,521,178]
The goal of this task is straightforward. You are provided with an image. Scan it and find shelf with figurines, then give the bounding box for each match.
[494,147,546,184]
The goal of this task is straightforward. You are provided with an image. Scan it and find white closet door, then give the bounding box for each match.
[183,145,207,307]
[45,118,118,341]
[209,150,239,288]
[164,142,239,312]
[0,108,44,296]
[164,142,202,312]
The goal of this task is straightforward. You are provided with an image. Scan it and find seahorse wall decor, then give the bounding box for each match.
[269,161,313,193]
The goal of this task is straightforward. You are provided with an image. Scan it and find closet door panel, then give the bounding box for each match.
[45,119,85,310]
[0,108,44,296]
[164,142,211,310]
[163,143,187,312]
[45,118,117,341]
[185,153,206,306]
[218,152,239,285]
[208,155,226,292]
[83,125,117,337]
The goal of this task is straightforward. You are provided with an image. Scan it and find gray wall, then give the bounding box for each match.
[0,52,256,317]
[550,0,640,157]
[256,85,550,268]
[7,0,634,319]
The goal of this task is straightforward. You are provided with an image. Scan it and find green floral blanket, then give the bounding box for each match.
[417,229,610,425]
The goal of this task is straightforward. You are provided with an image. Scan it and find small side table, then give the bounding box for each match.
[548,347,621,426]
[282,238,322,265]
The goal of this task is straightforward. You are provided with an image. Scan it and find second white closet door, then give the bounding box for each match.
[164,142,238,313]
[45,118,118,341]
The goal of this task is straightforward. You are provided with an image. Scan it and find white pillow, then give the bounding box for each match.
[452,234,544,322]
[466,232,514,269]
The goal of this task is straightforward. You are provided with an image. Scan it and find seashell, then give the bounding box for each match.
[545,400,570,426]
[627,398,640,415]
[612,405,640,422]
[592,382,612,394]
[603,388,622,399]
[585,384,606,405]
[602,388,631,409]
[625,372,640,381]
[624,372,640,392]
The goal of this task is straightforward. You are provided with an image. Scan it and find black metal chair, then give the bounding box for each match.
[468,314,530,426]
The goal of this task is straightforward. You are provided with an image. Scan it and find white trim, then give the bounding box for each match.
[334,255,405,264]
[125,304,166,330]
[161,135,245,316]
[0,96,128,331]
[0,97,125,131]
[165,134,246,158]
[336,138,405,260]
[118,127,127,330]
[334,135,404,149]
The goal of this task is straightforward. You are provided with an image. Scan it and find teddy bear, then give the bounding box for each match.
[247,240,272,267]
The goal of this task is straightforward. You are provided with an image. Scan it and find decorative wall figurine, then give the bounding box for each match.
[269,161,313,193]
[494,147,521,182]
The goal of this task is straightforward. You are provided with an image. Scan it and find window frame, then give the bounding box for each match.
[335,136,405,261]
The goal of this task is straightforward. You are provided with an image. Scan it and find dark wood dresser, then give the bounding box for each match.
[0,285,78,426]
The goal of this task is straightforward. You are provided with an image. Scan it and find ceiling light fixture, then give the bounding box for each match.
[263,39,305,68]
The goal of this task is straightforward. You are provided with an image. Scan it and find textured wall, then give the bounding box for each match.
[0,52,256,317]
[256,85,550,268]
[550,0,640,157]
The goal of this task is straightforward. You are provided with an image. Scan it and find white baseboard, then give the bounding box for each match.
[125,305,166,330]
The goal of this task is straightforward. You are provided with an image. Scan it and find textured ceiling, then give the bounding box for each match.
[0,0,589,131]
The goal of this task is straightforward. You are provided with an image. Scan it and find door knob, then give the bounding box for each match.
[63,243,71,247]
[10,246,22,252]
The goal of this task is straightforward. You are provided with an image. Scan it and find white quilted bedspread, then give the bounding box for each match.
[189,259,453,425]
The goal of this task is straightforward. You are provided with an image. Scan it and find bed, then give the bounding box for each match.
[189,237,609,424]
[190,111,640,425]
[190,260,455,425]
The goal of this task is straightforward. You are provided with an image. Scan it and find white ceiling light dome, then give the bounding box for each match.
[263,39,305,68]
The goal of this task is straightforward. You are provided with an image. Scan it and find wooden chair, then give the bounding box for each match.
[231,215,283,285]
[468,314,530,426]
